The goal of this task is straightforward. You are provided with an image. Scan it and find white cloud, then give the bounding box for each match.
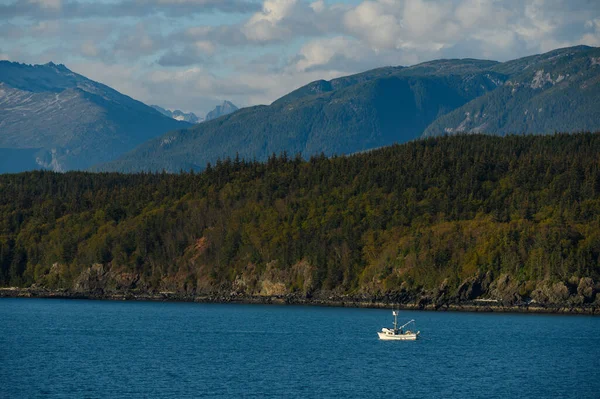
[402,0,451,38]
[310,0,324,13]
[581,18,600,46]
[581,33,600,47]
[29,0,62,10]
[243,0,294,41]
[249,0,297,24]
[32,20,61,35]
[117,24,156,52]
[293,36,376,72]
[193,40,215,54]
[343,1,402,49]
[243,0,313,42]
[80,41,100,57]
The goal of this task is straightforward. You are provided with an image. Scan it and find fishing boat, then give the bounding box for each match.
[377,310,420,341]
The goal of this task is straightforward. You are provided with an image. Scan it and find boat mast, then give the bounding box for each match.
[392,310,398,332]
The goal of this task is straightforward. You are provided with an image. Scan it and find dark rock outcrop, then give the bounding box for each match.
[577,277,597,303]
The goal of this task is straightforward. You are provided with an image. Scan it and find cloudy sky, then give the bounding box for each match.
[1,0,599,116]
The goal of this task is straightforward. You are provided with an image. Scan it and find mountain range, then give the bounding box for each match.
[151,101,238,125]
[0,61,189,173]
[151,105,201,124]
[1,45,599,174]
[97,45,600,173]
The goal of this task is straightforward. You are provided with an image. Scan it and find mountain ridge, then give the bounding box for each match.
[97,46,600,173]
[151,101,239,124]
[151,105,201,124]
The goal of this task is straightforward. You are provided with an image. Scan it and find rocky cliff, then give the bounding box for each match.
[4,261,596,314]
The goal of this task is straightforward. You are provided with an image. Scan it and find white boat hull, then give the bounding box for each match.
[377,331,419,340]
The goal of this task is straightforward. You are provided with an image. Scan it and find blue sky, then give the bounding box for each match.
[1,0,599,116]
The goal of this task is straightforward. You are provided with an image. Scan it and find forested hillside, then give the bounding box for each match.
[1,134,599,307]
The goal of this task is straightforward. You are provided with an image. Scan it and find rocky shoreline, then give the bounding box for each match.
[1,287,598,315]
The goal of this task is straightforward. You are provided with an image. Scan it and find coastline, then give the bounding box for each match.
[1,287,598,315]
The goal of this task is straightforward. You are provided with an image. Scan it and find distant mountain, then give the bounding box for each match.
[96,45,600,173]
[204,101,238,121]
[0,61,189,173]
[151,105,201,124]
[150,101,238,124]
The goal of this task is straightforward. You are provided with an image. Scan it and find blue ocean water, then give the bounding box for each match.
[0,299,598,398]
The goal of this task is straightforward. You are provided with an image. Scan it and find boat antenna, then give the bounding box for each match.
[399,319,415,330]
